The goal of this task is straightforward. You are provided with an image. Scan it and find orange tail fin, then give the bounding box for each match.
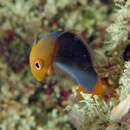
[77,78,104,100]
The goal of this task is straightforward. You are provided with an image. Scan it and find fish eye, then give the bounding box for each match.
[34,59,43,71]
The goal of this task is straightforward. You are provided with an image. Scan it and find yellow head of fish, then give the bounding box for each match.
[29,37,57,81]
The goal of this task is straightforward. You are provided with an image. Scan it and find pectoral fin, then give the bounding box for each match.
[47,65,52,75]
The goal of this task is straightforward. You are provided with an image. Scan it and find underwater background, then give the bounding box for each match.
[0,0,129,130]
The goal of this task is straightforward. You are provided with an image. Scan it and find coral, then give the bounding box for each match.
[0,0,129,129]
[68,93,116,129]
[67,61,130,129]
[0,100,36,130]
[105,0,130,49]
[42,0,111,37]
[0,59,72,129]
[67,1,130,130]
[118,61,130,100]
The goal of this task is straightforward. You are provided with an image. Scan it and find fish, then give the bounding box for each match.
[29,31,104,99]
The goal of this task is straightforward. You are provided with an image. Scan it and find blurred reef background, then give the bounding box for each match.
[0,0,129,130]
